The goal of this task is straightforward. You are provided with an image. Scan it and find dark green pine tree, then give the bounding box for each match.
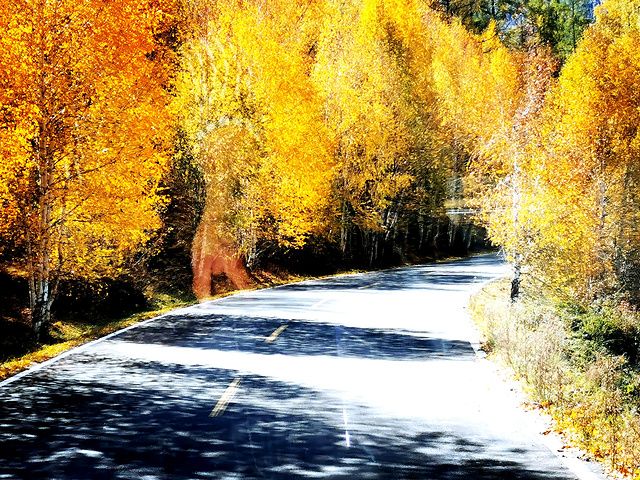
[525,0,594,62]
[432,0,595,64]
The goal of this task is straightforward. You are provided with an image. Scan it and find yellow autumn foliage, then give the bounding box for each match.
[0,0,173,335]
[176,0,334,259]
[507,0,640,300]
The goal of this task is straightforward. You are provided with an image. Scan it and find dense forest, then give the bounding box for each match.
[0,0,632,344]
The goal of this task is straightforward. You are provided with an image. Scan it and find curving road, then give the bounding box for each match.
[0,254,608,479]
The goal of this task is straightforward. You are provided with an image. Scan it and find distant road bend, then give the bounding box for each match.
[0,254,609,479]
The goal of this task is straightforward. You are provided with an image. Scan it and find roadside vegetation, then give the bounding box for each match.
[0,265,316,382]
[0,307,184,382]
[3,0,640,473]
[471,278,640,478]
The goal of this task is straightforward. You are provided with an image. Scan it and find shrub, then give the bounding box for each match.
[469,279,640,477]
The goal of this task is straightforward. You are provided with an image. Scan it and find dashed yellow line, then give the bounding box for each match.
[265,325,288,342]
[210,324,289,417]
[210,378,242,417]
[358,282,381,290]
[310,298,329,309]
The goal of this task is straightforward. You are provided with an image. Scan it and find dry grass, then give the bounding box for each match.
[0,266,325,383]
[469,279,640,479]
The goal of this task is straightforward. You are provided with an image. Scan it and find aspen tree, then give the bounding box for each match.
[0,0,173,338]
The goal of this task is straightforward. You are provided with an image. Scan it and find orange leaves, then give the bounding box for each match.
[0,0,173,280]
[522,0,640,298]
[429,14,526,166]
[314,0,438,241]
[455,0,640,302]
[174,0,523,264]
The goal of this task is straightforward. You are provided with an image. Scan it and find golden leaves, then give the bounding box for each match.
[176,0,334,253]
[0,0,173,279]
[527,0,640,298]
[453,0,640,302]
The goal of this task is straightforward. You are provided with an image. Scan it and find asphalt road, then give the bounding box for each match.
[0,254,609,479]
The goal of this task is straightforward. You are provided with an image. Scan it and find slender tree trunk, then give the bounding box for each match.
[28,206,59,341]
[448,215,457,247]
[31,280,56,342]
[571,0,577,52]
[29,184,58,339]
[340,201,350,255]
[418,210,424,251]
[28,3,57,342]
[510,260,521,302]
[340,164,350,255]
[369,232,378,267]
[30,42,59,340]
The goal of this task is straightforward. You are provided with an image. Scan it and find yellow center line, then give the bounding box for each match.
[310,298,329,309]
[358,282,380,290]
[210,378,242,417]
[265,325,288,342]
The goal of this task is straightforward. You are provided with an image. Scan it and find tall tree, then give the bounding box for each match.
[429,0,521,33]
[536,0,640,299]
[524,0,593,60]
[425,11,553,298]
[175,0,334,297]
[462,0,640,303]
[0,0,173,338]
[437,0,594,63]
[314,0,452,265]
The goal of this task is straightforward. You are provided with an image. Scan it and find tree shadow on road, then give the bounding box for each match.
[1,254,571,480]
[116,314,477,362]
[274,254,505,293]
[0,359,574,480]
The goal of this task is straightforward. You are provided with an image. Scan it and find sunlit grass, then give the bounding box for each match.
[0,268,325,383]
[0,254,475,383]
[0,296,194,382]
[470,279,640,479]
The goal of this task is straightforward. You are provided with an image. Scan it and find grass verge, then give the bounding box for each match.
[0,268,313,383]
[0,298,193,382]
[469,279,640,479]
[0,253,487,383]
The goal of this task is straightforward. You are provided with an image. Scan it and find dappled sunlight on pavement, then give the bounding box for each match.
[0,255,606,479]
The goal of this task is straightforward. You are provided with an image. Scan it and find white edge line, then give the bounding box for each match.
[539,432,608,480]
[0,290,252,388]
[465,273,510,357]
[1,253,505,387]
[0,315,159,388]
